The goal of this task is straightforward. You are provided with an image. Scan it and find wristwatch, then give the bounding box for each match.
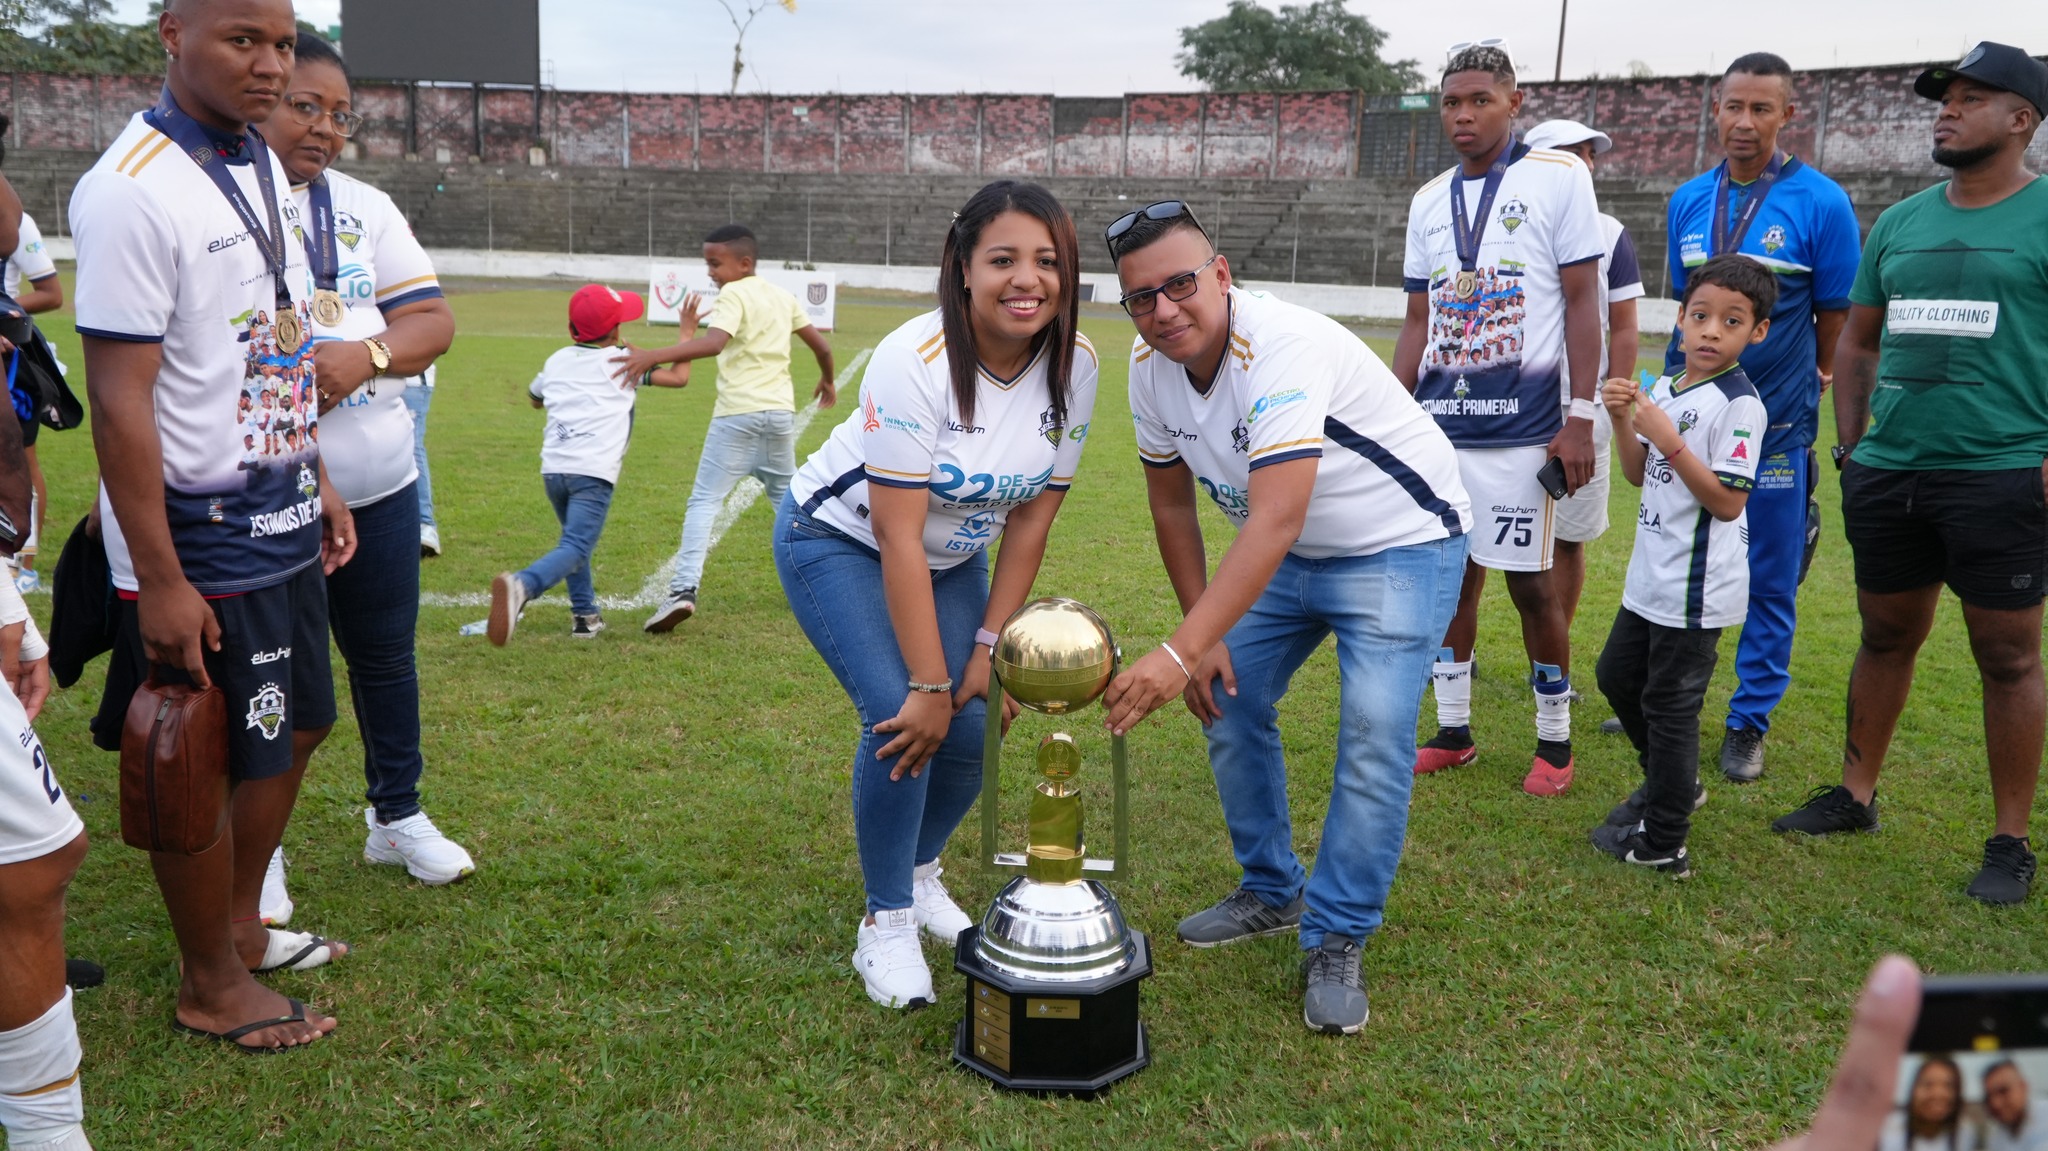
[1831,443,1853,470]
[360,337,392,375]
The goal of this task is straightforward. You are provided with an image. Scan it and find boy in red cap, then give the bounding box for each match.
[487,285,695,643]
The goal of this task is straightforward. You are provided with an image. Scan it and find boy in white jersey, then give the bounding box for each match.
[1102,202,1469,1036]
[488,285,691,644]
[1591,254,1773,877]
[1395,44,1607,797]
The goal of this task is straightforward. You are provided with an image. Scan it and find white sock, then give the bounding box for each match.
[1532,661,1571,743]
[0,989,90,1151]
[1432,652,1473,730]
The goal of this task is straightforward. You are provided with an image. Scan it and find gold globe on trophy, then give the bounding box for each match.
[954,598,1151,1096]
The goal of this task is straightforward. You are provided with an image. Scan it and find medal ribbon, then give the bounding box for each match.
[303,175,339,296]
[1448,135,1521,289]
[1711,151,1797,256]
[144,88,295,324]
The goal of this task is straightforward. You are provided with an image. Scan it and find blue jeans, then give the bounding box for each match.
[1727,449,1806,733]
[670,410,797,595]
[1205,535,1467,949]
[772,494,988,915]
[401,380,436,528]
[518,473,615,615]
[326,483,427,822]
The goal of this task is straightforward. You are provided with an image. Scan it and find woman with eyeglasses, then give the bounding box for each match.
[776,180,1099,1010]
[257,32,473,922]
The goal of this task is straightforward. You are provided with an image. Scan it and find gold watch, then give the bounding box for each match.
[360,337,392,375]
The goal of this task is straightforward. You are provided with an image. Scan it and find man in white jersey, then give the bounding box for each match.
[1395,44,1607,797]
[1520,119,1646,636]
[1100,202,1470,1036]
[73,0,351,1052]
[0,156,94,1151]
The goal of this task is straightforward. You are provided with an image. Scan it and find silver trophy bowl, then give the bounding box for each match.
[976,876,1135,983]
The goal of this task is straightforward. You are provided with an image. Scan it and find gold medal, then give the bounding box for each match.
[1455,271,1477,300]
[274,311,304,355]
[313,289,345,328]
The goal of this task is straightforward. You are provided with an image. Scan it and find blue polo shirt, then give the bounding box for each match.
[1664,157,1861,456]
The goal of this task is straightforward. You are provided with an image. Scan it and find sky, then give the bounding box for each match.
[108,0,2048,95]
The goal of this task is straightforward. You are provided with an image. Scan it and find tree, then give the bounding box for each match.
[2,0,163,74]
[1176,0,1420,94]
[715,0,796,96]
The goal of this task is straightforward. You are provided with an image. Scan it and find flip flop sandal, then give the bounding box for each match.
[172,997,313,1055]
[255,929,346,973]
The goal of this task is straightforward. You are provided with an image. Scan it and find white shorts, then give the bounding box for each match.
[1554,409,1613,544]
[1459,445,1557,572]
[0,685,82,866]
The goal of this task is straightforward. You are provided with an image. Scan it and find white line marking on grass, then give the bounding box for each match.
[436,347,872,623]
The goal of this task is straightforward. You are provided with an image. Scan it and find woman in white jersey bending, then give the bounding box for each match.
[777,180,1099,1009]
[258,34,474,918]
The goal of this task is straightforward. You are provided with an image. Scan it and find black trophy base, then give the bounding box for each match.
[952,926,1151,1098]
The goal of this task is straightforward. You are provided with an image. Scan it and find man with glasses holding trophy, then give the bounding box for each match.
[1100,201,1470,1035]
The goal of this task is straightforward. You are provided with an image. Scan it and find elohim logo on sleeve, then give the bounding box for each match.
[245,683,286,740]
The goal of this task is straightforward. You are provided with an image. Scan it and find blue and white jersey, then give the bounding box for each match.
[1404,144,1606,448]
[794,310,1099,570]
[1130,287,1470,559]
[1623,365,1767,630]
[1664,158,1861,456]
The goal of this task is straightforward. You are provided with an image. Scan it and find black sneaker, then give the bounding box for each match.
[571,612,605,639]
[1599,717,1625,735]
[1589,821,1693,878]
[1966,835,2037,905]
[1176,886,1305,947]
[1602,782,1709,828]
[1720,726,1766,783]
[1772,785,1879,836]
[65,958,105,990]
[1302,934,1369,1034]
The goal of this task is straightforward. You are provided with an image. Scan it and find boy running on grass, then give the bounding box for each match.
[1590,253,1774,877]
[618,224,836,633]
[487,285,692,645]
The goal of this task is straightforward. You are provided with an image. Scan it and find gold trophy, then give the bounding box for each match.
[954,598,1150,1096]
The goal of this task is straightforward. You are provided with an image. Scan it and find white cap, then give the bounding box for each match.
[1522,118,1612,155]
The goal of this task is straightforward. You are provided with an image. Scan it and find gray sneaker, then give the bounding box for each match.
[1176,886,1305,948]
[1302,934,1369,1034]
[643,589,697,633]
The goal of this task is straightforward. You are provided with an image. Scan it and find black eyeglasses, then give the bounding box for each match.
[1117,254,1218,317]
[1103,200,1211,260]
[284,98,363,139]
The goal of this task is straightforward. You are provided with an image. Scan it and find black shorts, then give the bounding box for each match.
[1841,459,2048,610]
[91,563,337,779]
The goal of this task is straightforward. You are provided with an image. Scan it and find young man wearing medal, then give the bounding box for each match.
[1663,52,1861,785]
[72,0,356,1052]
[1394,42,1607,797]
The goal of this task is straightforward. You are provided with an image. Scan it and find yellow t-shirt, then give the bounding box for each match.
[705,275,811,417]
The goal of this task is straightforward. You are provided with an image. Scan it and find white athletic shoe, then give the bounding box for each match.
[852,909,934,1009]
[420,524,443,558]
[363,809,476,885]
[642,589,696,633]
[261,846,293,926]
[911,861,973,945]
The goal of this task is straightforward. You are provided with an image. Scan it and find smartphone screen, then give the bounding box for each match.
[1894,976,2048,1150]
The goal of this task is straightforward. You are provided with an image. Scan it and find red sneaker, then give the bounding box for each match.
[1522,754,1574,796]
[1413,740,1478,775]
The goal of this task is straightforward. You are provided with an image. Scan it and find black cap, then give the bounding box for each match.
[1915,42,2048,117]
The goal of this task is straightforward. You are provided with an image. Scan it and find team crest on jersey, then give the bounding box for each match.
[1454,377,1471,399]
[246,683,287,741]
[297,464,318,499]
[1760,224,1787,255]
[1231,419,1250,454]
[1677,409,1698,435]
[1497,198,1528,234]
[1038,405,1061,447]
[335,211,365,251]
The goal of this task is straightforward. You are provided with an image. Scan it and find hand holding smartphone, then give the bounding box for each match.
[1536,455,1569,501]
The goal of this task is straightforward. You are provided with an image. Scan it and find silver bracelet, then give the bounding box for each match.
[908,679,953,694]
[1159,642,1192,683]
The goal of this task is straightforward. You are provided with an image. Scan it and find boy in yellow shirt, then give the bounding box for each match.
[623,224,836,631]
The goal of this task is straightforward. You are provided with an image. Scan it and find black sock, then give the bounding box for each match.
[1425,725,1473,749]
[1535,738,1572,768]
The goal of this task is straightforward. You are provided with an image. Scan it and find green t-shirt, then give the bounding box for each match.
[1849,176,2048,471]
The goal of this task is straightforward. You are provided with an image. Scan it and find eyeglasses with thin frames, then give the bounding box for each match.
[1118,253,1218,317]
[284,98,363,139]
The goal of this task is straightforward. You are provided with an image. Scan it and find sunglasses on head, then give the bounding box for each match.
[1445,37,1514,67]
[1103,200,1211,261]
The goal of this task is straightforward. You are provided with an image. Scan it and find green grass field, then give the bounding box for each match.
[21,272,2046,1149]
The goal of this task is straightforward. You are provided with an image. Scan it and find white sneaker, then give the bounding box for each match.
[911,861,973,945]
[420,524,443,558]
[852,909,934,1009]
[14,567,39,595]
[261,846,293,926]
[642,589,696,633]
[363,809,476,885]
[487,572,527,646]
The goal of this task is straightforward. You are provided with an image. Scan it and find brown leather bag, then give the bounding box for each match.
[118,674,229,854]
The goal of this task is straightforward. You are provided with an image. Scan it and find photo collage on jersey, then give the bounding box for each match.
[1424,258,1528,375]
[236,302,319,478]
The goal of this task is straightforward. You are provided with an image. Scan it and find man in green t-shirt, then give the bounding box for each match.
[1773,42,2048,905]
